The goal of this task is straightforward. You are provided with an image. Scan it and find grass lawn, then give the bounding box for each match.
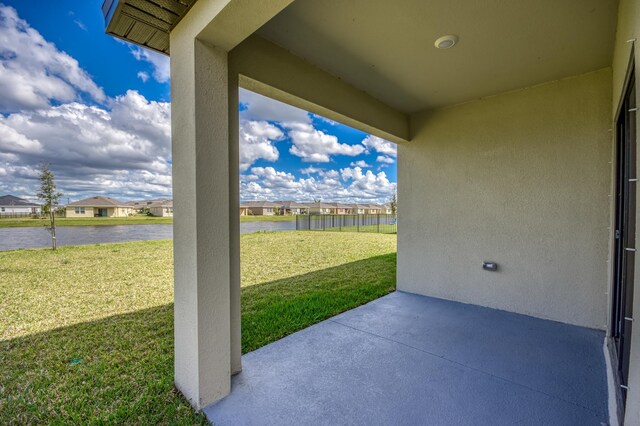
[240,215,295,222]
[0,232,396,424]
[1,214,294,227]
[0,215,173,228]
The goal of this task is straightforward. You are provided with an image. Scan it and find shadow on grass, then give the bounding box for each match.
[242,253,396,353]
[0,303,203,425]
[1,253,396,424]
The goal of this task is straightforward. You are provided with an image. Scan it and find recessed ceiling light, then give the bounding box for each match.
[434,35,458,49]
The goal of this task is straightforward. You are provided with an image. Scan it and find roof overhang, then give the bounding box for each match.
[102,0,198,55]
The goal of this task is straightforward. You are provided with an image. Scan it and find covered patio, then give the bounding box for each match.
[102,0,640,424]
[204,291,607,425]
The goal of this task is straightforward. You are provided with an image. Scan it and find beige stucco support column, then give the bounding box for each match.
[171,36,239,409]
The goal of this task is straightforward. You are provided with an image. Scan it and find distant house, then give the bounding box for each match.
[124,200,144,212]
[334,203,354,215]
[149,200,173,217]
[66,196,134,218]
[124,198,172,214]
[366,204,385,214]
[0,195,41,216]
[349,204,368,215]
[277,201,309,215]
[238,200,394,216]
[240,201,279,216]
[305,202,335,215]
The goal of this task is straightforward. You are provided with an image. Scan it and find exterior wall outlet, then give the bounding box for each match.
[482,261,498,271]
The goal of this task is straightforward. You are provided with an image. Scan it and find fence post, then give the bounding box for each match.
[357,214,360,232]
[377,214,380,233]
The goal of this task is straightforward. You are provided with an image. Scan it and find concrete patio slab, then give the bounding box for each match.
[204,291,608,425]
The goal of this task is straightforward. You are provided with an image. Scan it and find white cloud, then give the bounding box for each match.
[239,90,381,166]
[288,122,365,162]
[0,91,173,200]
[241,165,395,203]
[300,166,323,175]
[0,122,42,153]
[73,20,87,31]
[129,45,170,83]
[239,120,284,171]
[0,5,396,203]
[377,155,395,164]
[362,135,397,157]
[0,5,106,112]
[137,71,149,83]
[339,167,396,199]
[312,113,338,126]
[351,160,371,168]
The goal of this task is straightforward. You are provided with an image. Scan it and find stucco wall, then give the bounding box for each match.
[398,69,612,330]
[247,207,274,215]
[65,207,131,217]
[65,207,94,218]
[113,207,132,217]
[150,207,173,217]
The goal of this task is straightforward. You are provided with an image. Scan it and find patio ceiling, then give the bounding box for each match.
[257,0,619,113]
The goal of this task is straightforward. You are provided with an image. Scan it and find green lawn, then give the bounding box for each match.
[0,232,396,424]
[0,215,173,228]
[0,214,294,227]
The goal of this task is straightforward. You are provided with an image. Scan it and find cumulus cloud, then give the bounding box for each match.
[239,120,284,171]
[300,166,323,175]
[288,122,365,162]
[339,167,396,199]
[312,113,338,126]
[376,155,395,164]
[0,5,396,203]
[137,71,149,82]
[241,165,395,203]
[351,160,371,168]
[0,6,172,200]
[238,90,375,166]
[0,91,172,200]
[362,135,397,157]
[0,122,42,153]
[0,5,106,112]
[129,45,170,83]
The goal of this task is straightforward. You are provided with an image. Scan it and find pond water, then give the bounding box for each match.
[0,220,296,251]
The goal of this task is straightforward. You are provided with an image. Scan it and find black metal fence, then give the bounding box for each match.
[296,214,397,234]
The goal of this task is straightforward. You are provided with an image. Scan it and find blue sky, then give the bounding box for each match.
[0,1,397,203]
